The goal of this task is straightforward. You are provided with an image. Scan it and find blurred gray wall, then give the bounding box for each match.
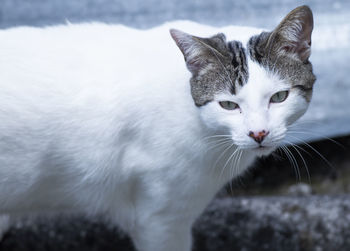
[1,0,349,29]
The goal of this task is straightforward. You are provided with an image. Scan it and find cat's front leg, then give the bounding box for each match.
[130,216,192,251]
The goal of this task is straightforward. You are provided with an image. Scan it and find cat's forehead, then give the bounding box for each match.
[216,58,288,101]
[225,37,291,94]
[237,59,288,98]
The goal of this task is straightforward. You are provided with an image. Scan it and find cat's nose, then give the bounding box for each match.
[248,130,269,144]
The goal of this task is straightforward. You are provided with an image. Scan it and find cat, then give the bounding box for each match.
[0,5,315,251]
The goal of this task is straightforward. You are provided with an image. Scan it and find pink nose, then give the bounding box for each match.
[248,130,269,144]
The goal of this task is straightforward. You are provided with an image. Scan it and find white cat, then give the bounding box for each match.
[0,5,315,251]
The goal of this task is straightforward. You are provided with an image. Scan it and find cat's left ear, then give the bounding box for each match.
[270,5,313,62]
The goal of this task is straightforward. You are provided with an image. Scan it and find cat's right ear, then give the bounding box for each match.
[170,29,221,76]
[269,5,314,62]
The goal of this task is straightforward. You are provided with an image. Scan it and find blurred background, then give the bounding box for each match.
[0,0,350,251]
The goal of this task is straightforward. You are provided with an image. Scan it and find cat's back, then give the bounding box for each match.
[0,21,261,89]
[0,22,187,80]
[0,23,185,113]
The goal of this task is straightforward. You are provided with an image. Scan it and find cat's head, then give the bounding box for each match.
[170,5,316,156]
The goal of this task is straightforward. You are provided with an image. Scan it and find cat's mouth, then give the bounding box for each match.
[252,145,276,156]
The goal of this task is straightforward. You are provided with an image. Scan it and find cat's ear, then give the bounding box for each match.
[270,5,313,62]
[170,29,226,75]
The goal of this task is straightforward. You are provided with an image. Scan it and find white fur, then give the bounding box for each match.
[0,21,309,251]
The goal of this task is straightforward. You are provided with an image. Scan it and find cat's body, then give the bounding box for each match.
[0,6,315,251]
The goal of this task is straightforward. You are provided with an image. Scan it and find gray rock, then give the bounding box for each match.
[193,195,350,251]
[286,183,313,196]
[1,195,350,251]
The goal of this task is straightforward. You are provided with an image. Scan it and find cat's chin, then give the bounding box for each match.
[249,146,276,157]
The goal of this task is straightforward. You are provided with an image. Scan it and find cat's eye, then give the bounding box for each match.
[219,101,239,110]
[270,91,289,103]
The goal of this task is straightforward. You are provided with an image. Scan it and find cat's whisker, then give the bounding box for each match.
[219,147,240,181]
[205,136,232,147]
[292,144,312,157]
[287,135,334,170]
[280,145,300,182]
[233,150,243,180]
[212,142,235,174]
[282,140,312,157]
[206,140,232,152]
[235,150,244,194]
[235,149,243,176]
[203,134,232,140]
[204,135,231,142]
[208,138,232,145]
[281,146,299,182]
[285,145,301,182]
[203,136,231,145]
[287,130,344,149]
[203,136,232,150]
[229,148,241,194]
[284,140,311,183]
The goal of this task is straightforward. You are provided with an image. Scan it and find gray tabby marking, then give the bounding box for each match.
[170,29,250,106]
[227,41,248,88]
[187,36,249,106]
